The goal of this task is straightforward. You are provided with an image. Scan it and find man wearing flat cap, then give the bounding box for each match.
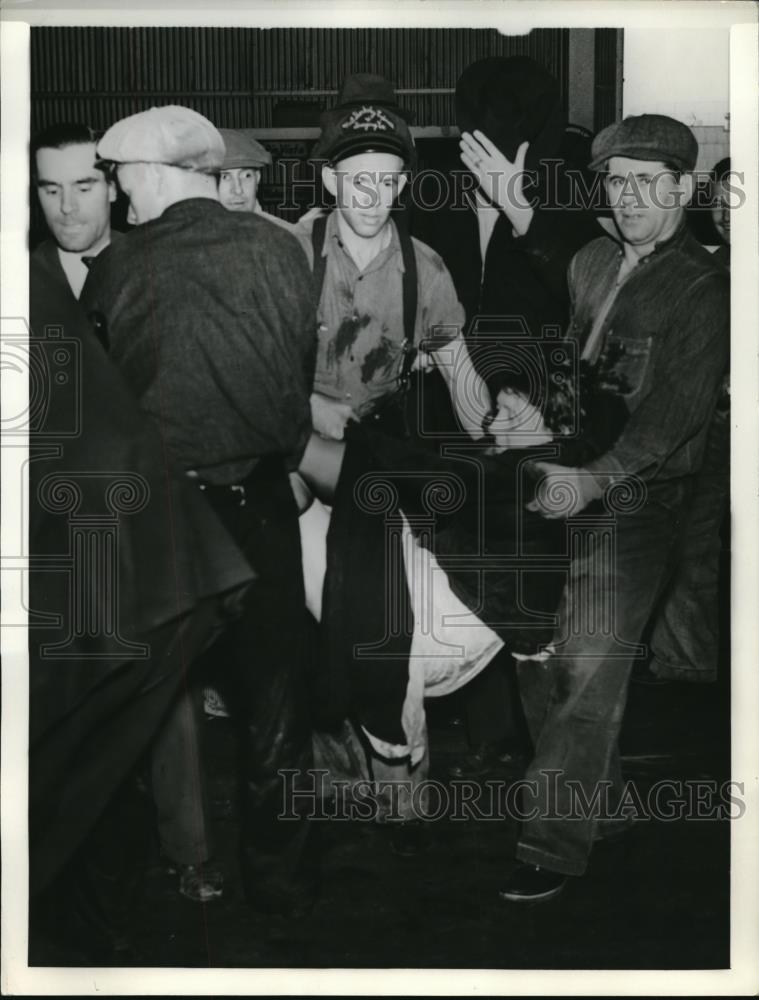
[83,104,319,915]
[498,114,729,902]
[217,128,296,231]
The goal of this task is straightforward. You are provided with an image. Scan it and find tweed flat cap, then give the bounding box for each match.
[589,114,698,173]
[97,105,225,172]
[312,73,415,166]
[219,129,272,170]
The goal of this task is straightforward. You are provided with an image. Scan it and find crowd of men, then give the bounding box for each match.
[27,55,730,961]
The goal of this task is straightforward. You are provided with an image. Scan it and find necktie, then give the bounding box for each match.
[81,255,96,269]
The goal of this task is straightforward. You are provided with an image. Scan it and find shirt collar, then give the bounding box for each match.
[604,214,690,261]
[326,210,404,274]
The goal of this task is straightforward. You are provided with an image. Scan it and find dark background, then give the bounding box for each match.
[29,26,622,240]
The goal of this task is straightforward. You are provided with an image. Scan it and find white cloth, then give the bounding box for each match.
[299,502,503,767]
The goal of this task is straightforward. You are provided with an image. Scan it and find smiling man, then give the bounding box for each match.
[296,73,490,443]
[499,114,730,903]
[32,123,116,300]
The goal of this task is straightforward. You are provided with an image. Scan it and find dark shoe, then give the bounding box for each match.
[498,863,567,903]
[449,742,523,780]
[388,820,432,858]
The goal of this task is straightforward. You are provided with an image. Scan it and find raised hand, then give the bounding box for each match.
[459,130,533,235]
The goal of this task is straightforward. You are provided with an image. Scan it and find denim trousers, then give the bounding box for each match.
[649,413,729,682]
[515,482,687,876]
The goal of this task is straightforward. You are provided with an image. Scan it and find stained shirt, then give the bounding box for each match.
[295,211,463,418]
[83,198,316,484]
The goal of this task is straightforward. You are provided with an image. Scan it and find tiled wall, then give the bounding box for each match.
[692,124,730,174]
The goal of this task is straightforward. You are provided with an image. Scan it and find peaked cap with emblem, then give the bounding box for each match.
[312,73,415,166]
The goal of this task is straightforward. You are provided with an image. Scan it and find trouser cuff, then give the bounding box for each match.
[516,840,587,877]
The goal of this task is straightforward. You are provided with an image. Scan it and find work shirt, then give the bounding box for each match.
[83,198,316,484]
[295,211,463,418]
[567,222,730,486]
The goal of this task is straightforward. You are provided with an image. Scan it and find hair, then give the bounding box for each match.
[662,161,684,181]
[31,122,100,156]
[712,157,730,184]
[31,123,110,180]
[488,347,583,438]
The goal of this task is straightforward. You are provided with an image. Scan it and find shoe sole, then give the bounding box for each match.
[498,883,565,903]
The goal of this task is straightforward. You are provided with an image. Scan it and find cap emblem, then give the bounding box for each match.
[341,105,396,133]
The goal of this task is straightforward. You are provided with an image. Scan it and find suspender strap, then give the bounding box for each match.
[311,211,418,383]
[398,219,418,383]
[311,213,328,312]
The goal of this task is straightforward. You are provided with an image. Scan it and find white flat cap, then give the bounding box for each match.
[97,105,226,172]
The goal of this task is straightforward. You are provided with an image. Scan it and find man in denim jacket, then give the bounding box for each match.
[499,115,730,902]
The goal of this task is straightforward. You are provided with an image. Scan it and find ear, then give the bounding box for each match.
[321,163,338,198]
[678,172,694,207]
[108,180,117,204]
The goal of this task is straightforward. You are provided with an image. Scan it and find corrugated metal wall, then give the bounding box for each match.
[594,28,623,132]
[31,26,570,133]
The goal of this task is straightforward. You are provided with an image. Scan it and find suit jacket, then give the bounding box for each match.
[27,258,255,893]
[30,231,124,305]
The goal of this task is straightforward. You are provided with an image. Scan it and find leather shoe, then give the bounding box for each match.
[498,863,567,903]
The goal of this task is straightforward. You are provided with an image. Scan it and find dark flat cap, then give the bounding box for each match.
[455,56,566,165]
[589,114,699,173]
[312,73,415,166]
[219,129,272,170]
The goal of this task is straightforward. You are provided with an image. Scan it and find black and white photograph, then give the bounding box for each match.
[1,1,757,994]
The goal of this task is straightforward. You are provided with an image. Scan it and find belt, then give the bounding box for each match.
[186,457,285,507]
[186,470,249,506]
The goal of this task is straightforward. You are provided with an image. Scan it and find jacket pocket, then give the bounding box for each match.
[597,332,653,397]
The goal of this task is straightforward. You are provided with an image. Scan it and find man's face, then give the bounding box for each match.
[218,166,260,212]
[710,178,731,245]
[35,142,115,253]
[324,151,407,240]
[116,162,165,225]
[605,156,689,253]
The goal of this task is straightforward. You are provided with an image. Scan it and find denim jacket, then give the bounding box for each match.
[567,221,729,486]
